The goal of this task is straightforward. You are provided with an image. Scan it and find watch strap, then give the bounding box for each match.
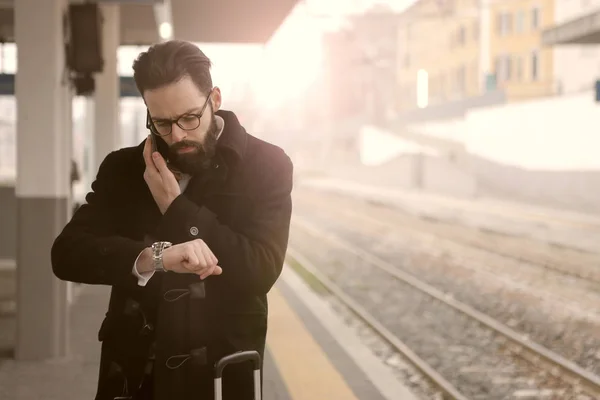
[152,241,172,272]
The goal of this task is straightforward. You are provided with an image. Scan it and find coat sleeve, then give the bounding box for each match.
[154,154,294,295]
[51,151,147,288]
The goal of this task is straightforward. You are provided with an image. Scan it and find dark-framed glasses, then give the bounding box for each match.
[146,89,213,137]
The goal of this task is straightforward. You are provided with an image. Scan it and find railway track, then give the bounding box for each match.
[294,192,600,325]
[287,217,600,399]
[298,188,600,285]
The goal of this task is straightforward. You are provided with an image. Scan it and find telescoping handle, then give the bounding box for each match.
[214,350,261,400]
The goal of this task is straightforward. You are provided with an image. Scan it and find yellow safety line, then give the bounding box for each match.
[266,286,360,400]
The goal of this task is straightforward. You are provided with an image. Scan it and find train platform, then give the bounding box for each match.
[298,176,600,255]
[0,264,415,400]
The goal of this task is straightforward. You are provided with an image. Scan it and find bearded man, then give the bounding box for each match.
[51,40,293,400]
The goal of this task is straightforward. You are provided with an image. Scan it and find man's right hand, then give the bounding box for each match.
[162,239,222,279]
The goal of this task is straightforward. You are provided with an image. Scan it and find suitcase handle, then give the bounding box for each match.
[214,351,261,400]
[215,350,260,378]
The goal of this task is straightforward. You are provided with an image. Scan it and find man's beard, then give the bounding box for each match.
[167,114,219,176]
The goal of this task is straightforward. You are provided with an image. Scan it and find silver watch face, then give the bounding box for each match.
[152,241,172,254]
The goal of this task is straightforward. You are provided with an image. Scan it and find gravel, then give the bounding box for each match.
[287,202,600,399]
[292,196,600,377]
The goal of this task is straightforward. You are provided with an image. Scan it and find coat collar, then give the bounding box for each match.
[214,109,247,163]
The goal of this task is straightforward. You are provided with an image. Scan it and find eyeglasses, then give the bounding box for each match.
[146,90,213,137]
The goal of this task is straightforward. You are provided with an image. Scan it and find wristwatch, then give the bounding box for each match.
[151,241,172,272]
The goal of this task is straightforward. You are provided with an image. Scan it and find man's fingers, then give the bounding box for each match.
[191,241,209,271]
[143,136,157,171]
[194,240,217,267]
[143,137,161,184]
[182,248,200,270]
[152,151,176,183]
[200,245,217,267]
[199,265,222,280]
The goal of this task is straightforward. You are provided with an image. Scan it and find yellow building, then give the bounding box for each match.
[396,0,481,112]
[396,0,556,113]
[489,0,555,101]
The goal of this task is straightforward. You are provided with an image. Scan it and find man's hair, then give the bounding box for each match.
[132,40,213,96]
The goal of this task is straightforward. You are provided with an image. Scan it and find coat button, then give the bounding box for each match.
[189,226,199,236]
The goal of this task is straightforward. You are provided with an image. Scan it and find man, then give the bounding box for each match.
[51,40,293,400]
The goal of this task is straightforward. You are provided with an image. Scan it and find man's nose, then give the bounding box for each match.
[171,125,187,143]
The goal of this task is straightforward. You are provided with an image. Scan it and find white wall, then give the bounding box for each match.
[466,90,600,171]
[359,125,440,166]
[352,90,600,211]
[406,117,469,143]
[553,0,600,95]
[403,90,600,172]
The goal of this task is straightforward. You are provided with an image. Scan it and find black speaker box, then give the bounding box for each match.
[66,3,104,74]
[74,73,95,96]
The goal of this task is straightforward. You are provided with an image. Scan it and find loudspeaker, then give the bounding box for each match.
[66,3,104,74]
[73,73,95,96]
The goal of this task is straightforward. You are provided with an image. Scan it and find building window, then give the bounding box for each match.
[457,65,466,94]
[494,55,513,82]
[531,7,540,30]
[497,12,513,36]
[516,55,524,81]
[496,13,502,35]
[505,13,513,34]
[458,25,465,45]
[516,11,525,33]
[531,50,539,81]
[494,56,502,81]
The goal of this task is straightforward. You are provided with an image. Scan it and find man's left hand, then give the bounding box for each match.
[143,136,181,214]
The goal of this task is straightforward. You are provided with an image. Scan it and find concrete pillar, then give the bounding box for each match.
[84,98,95,193]
[15,0,71,360]
[94,4,120,174]
[64,68,75,308]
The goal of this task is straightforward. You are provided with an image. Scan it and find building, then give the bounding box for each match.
[322,29,363,123]
[321,5,399,124]
[313,5,400,164]
[396,0,556,115]
[543,0,600,95]
[489,0,555,101]
[396,0,481,112]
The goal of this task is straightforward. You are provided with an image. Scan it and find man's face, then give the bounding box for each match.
[144,75,222,175]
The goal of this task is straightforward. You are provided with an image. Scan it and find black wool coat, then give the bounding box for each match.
[51,110,294,400]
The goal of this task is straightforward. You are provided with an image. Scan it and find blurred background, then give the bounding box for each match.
[1,0,598,215]
[2,1,600,399]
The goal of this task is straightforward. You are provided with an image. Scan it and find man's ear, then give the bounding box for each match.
[211,87,222,111]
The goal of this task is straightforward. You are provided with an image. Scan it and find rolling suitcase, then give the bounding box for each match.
[214,350,262,400]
